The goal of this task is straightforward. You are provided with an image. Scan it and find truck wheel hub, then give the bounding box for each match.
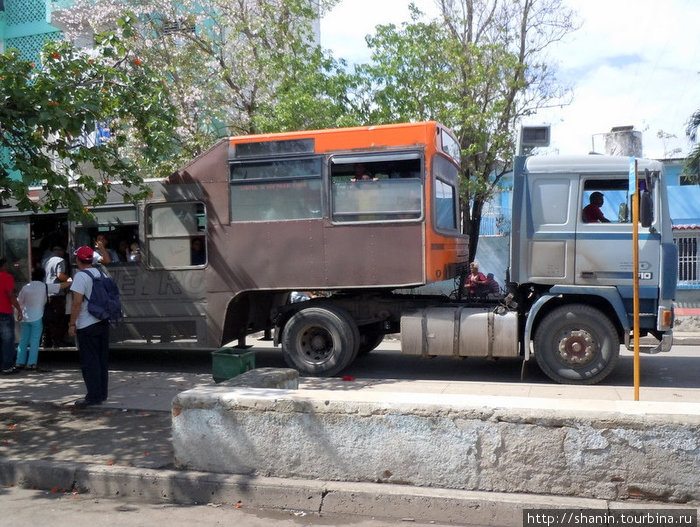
[301,328,332,362]
[558,330,595,364]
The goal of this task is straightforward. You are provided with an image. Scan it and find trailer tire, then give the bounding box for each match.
[357,330,385,356]
[534,304,619,385]
[281,306,359,376]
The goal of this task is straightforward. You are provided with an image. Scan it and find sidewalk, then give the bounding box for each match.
[0,338,699,525]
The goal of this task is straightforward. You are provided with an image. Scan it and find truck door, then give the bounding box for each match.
[522,175,577,285]
[575,177,661,294]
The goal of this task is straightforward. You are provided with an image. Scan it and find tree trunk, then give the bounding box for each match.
[466,198,484,263]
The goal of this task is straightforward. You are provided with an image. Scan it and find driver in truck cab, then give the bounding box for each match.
[582,191,611,223]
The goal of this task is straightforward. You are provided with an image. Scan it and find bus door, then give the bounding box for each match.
[0,218,31,289]
[0,213,69,289]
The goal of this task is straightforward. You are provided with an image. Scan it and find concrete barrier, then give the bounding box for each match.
[172,387,700,503]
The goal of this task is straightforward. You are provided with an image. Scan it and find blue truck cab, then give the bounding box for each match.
[509,154,677,383]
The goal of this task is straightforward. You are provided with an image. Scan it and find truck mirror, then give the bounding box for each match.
[640,191,653,228]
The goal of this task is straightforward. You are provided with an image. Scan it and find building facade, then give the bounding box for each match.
[0,0,62,62]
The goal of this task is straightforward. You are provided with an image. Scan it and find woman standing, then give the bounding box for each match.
[16,268,70,371]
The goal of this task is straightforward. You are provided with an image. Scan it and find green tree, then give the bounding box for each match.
[684,110,700,182]
[0,21,179,219]
[354,1,576,261]
[55,0,350,156]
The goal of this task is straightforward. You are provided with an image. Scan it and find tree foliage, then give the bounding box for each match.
[684,110,700,182]
[55,0,350,157]
[354,0,576,260]
[0,19,179,219]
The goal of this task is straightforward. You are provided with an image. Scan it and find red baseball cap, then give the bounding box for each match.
[74,246,94,261]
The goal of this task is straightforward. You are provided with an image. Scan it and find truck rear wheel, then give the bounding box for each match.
[281,306,359,376]
[534,304,619,385]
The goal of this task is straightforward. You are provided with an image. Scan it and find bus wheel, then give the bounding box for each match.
[357,330,384,356]
[534,304,620,385]
[281,306,359,376]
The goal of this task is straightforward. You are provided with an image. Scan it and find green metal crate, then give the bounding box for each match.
[212,348,256,383]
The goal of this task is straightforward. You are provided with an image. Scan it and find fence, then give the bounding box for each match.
[673,227,700,289]
[479,204,510,237]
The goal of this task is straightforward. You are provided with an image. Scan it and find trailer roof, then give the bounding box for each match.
[525,154,663,174]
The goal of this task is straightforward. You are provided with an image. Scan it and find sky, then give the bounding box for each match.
[320,0,699,159]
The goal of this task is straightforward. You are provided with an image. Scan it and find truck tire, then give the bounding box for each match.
[533,304,619,385]
[357,330,384,356]
[281,306,359,376]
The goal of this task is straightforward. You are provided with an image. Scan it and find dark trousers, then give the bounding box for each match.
[44,296,67,346]
[76,320,110,403]
[0,313,15,370]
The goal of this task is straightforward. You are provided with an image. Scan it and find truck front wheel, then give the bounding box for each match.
[534,304,620,385]
[281,306,359,376]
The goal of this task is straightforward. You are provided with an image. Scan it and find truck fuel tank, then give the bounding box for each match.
[401,306,519,358]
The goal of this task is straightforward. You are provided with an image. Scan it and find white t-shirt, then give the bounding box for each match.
[44,255,66,295]
[18,281,61,322]
[70,268,102,329]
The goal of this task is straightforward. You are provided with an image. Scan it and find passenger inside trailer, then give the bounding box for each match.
[330,154,422,222]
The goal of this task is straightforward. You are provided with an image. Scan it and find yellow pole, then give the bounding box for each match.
[632,160,640,401]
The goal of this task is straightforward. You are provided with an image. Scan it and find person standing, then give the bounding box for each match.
[43,246,70,347]
[68,246,110,408]
[0,258,22,374]
[16,268,70,371]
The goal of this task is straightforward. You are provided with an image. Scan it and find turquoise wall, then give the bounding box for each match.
[1,0,62,64]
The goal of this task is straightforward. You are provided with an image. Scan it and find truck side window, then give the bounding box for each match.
[581,177,655,225]
[581,179,629,224]
[330,152,423,222]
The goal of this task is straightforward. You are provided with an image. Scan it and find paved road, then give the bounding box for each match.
[35,339,700,391]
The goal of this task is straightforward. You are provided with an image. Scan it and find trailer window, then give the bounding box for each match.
[146,202,207,268]
[432,155,459,231]
[75,206,140,264]
[230,156,322,222]
[330,152,422,222]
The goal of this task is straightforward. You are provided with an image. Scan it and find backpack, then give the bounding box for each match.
[80,269,122,323]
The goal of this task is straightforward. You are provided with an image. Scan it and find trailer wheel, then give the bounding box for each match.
[357,330,385,356]
[281,306,359,376]
[534,304,619,385]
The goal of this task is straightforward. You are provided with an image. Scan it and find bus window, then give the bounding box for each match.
[230,156,322,222]
[146,202,207,268]
[75,206,140,264]
[431,155,460,232]
[330,152,423,222]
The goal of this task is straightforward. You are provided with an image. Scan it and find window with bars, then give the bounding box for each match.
[675,232,699,284]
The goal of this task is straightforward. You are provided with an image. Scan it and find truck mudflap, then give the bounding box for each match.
[630,331,673,354]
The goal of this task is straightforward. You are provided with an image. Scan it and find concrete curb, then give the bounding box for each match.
[0,458,696,526]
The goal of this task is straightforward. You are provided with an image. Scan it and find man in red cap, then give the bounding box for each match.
[68,246,111,408]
